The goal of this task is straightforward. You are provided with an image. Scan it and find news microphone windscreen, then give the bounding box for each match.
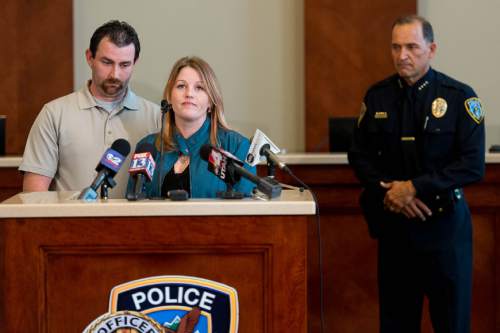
[200,144,212,162]
[246,129,280,167]
[129,142,156,181]
[135,142,155,155]
[111,138,131,157]
[200,144,226,179]
[160,100,172,113]
[96,139,131,174]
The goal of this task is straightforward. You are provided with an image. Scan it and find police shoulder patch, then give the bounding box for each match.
[465,97,484,124]
[357,102,367,127]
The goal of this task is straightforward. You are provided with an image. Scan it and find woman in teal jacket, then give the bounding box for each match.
[129,56,256,198]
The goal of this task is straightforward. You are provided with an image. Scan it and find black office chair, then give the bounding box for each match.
[328,117,357,152]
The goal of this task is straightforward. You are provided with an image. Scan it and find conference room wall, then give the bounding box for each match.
[73,1,499,153]
[73,0,305,152]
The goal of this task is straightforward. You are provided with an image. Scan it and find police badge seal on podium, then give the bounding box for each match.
[82,311,165,333]
[83,276,239,333]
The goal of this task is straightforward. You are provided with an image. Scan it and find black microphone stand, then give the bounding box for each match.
[266,159,276,177]
[100,176,117,200]
[216,163,244,199]
[150,100,170,200]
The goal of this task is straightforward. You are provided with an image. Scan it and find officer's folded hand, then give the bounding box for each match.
[380,180,416,211]
[401,197,432,221]
[381,180,432,221]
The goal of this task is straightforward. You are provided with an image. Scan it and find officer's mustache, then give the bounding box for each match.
[397,61,412,67]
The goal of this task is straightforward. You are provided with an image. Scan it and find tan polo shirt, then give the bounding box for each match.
[19,84,161,198]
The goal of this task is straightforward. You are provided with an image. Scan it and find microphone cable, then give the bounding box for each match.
[284,169,325,333]
[153,100,170,199]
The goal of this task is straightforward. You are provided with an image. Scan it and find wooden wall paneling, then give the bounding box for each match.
[0,168,23,201]
[304,0,416,151]
[0,1,19,154]
[274,163,500,332]
[469,212,496,331]
[496,212,500,332]
[0,0,73,155]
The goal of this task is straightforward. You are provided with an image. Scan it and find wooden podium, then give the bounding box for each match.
[0,190,315,333]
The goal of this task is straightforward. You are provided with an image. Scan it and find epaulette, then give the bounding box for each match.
[435,71,475,96]
[366,74,399,94]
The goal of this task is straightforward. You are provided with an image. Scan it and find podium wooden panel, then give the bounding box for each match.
[0,193,313,332]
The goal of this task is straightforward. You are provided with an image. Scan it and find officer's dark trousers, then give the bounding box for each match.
[377,203,472,333]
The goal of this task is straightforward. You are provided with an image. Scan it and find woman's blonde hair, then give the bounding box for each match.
[157,56,229,151]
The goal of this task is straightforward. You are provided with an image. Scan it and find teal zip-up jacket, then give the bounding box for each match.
[127,118,256,198]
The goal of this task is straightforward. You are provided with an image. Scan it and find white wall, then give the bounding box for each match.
[73,0,304,152]
[74,1,499,152]
[419,0,500,149]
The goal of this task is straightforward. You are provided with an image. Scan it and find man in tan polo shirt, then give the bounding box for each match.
[19,20,161,198]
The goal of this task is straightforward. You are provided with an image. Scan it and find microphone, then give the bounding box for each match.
[126,143,156,201]
[246,129,290,174]
[200,144,282,199]
[78,138,131,201]
[150,100,172,200]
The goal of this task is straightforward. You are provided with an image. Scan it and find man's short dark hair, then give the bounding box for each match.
[393,15,434,43]
[89,20,141,62]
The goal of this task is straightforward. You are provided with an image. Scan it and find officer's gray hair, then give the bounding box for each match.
[392,15,434,44]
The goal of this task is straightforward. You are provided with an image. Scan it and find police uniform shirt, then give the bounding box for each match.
[350,68,485,199]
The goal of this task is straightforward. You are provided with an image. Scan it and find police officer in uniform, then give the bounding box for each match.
[348,15,485,333]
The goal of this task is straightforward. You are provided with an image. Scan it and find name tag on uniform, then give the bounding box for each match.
[374,112,388,119]
[401,136,415,141]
